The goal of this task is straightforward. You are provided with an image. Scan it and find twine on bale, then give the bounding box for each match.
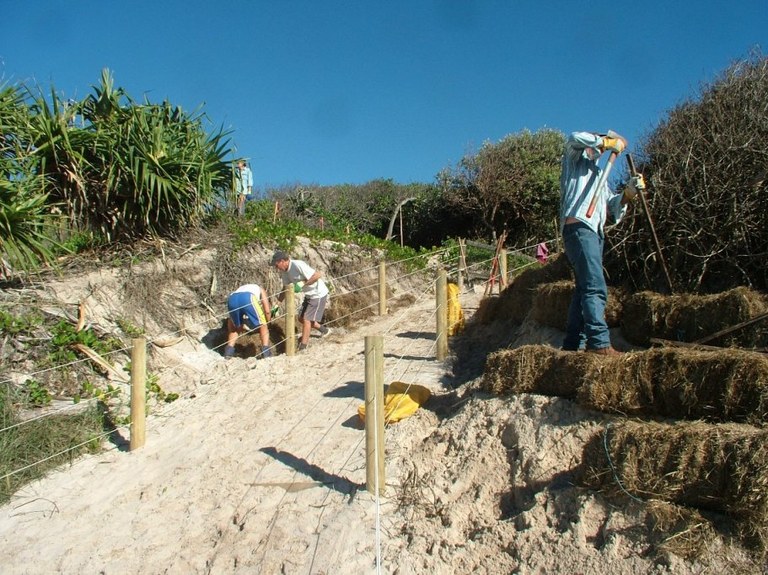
[602,422,645,504]
[580,419,768,551]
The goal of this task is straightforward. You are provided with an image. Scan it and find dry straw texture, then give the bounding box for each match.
[621,287,768,347]
[580,419,768,549]
[484,345,768,425]
[531,280,624,331]
[577,347,768,424]
[475,253,572,325]
[481,344,598,399]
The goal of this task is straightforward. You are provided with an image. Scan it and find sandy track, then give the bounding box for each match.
[0,291,458,575]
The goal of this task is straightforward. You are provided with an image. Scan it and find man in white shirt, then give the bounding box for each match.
[271,250,331,351]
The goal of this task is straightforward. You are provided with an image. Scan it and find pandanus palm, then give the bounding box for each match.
[36,68,232,241]
[0,82,58,275]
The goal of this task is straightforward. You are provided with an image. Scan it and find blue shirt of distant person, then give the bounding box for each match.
[235,160,253,216]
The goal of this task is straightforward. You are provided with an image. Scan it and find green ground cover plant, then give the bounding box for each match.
[0,385,104,505]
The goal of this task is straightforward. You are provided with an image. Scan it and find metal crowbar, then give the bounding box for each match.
[585,130,623,219]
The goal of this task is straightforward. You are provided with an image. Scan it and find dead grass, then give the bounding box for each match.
[531,280,624,330]
[577,347,768,424]
[475,253,572,325]
[481,345,596,399]
[580,419,768,553]
[483,345,768,425]
[621,287,768,348]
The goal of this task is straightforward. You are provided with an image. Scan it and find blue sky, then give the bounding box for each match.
[2,1,766,192]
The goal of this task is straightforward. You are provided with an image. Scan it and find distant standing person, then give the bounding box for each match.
[270,250,331,351]
[234,159,253,216]
[224,283,273,359]
[559,130,645,355]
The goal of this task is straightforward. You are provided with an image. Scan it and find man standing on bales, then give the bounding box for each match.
[271,250,331,351]
[224,283,273,359]
[234,159,252,217]
[559,131,645,355]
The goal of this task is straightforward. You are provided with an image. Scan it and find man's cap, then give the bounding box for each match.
[270,250,289,265]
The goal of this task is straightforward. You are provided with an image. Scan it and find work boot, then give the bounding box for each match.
[586,346,622,357]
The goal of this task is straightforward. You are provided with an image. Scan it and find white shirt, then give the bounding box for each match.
[233,284,262,299]
[281,259,329,298]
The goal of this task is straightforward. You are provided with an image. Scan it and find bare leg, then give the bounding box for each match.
[259,324,270,347]
[227,319,239,347]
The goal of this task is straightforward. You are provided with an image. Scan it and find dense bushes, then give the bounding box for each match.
[1,69,232,275]
[606,53,768,293]
[5,53,768,295]
[437,128,564,247]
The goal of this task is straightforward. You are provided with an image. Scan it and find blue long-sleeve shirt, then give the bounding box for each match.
[235,165,253,195]
[559,131,626,237]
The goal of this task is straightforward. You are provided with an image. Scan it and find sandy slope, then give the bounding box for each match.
[0,284,467,574]
[0,250,749,574]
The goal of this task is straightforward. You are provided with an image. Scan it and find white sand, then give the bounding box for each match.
[0,247,743,574]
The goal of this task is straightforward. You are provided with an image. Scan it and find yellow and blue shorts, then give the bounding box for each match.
[227,292,266,330]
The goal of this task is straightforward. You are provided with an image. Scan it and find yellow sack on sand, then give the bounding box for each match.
[448,282,465,336]
[357,381,431,424]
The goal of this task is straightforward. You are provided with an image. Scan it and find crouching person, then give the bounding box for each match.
[224,283,273,359]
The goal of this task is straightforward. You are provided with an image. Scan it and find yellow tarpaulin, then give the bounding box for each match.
[357,381,431,424]
[448,282,465,336]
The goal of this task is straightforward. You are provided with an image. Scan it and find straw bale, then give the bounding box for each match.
[475,253,573,325]
[530,281,572,330]
[323,290,415,328]
[577,347,768,424]
[481,344,599,399]
[621,287,768,347]
[530,280,624,330]
[324,288,380,327]
[580,419,768,548]
[643,500,721,561]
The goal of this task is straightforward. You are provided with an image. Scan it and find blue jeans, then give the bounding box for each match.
[562,222,611,351]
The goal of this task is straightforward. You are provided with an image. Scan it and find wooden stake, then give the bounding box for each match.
[457,238,466,293]
[378,260,387,316]
[364,335,385,495]
[436,268,448,361]
[499,248,508,290]
[130,337,147,451]
[285,285,296,356]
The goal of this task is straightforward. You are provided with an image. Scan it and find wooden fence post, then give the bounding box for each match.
[499,248,508,291]
[285,285,296,356]
[436,268,448,361]
[364,335,385,495]
[130,337,147,451]
[378,260,387,316]
[457,238,466,293]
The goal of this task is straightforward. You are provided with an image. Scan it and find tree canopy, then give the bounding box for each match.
[437,128,564,247]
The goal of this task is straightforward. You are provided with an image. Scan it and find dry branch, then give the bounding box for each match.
[73,343,129,382]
